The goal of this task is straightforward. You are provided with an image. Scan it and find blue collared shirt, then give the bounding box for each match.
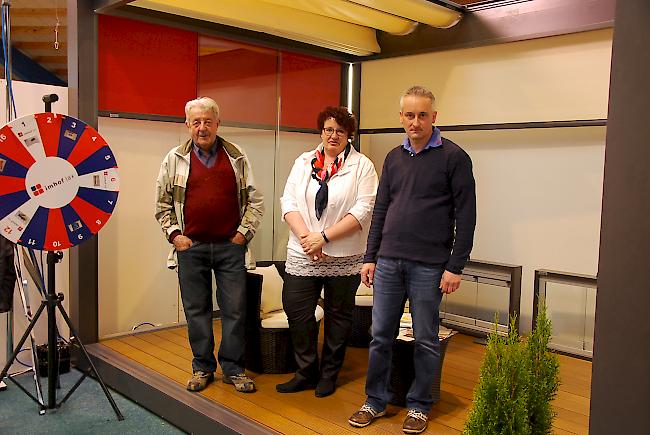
[401,126,443,155]
[192,141,218,168]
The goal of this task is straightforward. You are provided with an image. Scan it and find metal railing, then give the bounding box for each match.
[533,269,597,359]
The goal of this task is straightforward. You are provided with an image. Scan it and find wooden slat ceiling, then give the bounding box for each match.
[9,0,67,82]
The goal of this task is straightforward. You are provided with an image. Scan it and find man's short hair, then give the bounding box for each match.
[400,86,436,110]
[185,97,220,122]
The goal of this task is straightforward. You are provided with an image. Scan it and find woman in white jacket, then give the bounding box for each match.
[276,106,378,398]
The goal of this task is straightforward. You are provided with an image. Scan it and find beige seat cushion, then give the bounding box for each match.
[355,295,373,306]
[356,281,373,296]
[251,265,284,314]
[261,305,324,329]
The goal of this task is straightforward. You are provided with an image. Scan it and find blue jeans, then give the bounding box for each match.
[177,241,247,376]
[365,257,443,413]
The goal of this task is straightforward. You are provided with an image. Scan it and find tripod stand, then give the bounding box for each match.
[0,245,46,409]
[0,250,123,419]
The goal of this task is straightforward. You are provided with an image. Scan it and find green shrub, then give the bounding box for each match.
[526,304,560,435]
[464,305,560,435]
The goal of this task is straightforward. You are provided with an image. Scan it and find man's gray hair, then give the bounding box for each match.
[185,97,220,122]
[400,85,436,110]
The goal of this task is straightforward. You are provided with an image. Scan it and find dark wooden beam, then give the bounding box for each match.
[10,26,68,36]
[590,0,650,433]
[10,8,64,17]
[67,0,99,344]
[32,55,67,64]
[13,41,67,50]
[94,0,134,14]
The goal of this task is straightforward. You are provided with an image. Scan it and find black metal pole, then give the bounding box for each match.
[46,251,62,409]
[42,93,60,409]
[42,93,58,113]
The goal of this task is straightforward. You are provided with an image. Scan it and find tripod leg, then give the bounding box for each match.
[17,278,45,407]
[29,334,45,411]
[47,294,57,408]
[0,301,47,380]
[56,302,124,420]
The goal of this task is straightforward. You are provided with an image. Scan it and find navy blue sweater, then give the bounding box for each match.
[363,137,476,274]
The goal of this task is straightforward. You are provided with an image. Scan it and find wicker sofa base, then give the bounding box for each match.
[258,326,297,374]
[349,304,373,348]
[388,335,452,407]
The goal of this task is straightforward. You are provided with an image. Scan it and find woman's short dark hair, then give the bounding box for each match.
[317,106,357,137]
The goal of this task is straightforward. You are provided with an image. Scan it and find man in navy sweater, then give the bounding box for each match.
[349,86,476,434]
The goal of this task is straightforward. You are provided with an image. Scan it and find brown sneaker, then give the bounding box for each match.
[186,371,214,392]
[223,373,256,393]
[348,404,386,428]
[403,409,428,434]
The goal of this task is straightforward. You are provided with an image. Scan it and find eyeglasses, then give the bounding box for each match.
[323,127,346,137]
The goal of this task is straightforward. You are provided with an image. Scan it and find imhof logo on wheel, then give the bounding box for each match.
[29,174,76,196]
[30,184,45,196]
[25,157,80,209]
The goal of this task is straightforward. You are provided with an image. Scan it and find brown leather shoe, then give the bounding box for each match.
[403,409,428,434]
[186,371,214,392]
[348,404,386,428]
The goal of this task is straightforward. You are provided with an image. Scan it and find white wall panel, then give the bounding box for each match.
[97,117,185,338]
[359,30,610,333]
[362,127,605,332]
[219,126,276,262]
[360,29,612,128]
[273,131,321,259]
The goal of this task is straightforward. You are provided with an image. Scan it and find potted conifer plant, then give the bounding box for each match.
[464,304,560,435]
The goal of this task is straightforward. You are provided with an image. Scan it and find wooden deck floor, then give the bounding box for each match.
[101,322,591,434]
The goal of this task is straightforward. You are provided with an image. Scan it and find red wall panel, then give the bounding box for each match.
[98,15,198,118]
[198,48,278,126]
[280,53,342,129]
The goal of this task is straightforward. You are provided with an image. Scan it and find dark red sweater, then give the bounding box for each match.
[183,147,240,242]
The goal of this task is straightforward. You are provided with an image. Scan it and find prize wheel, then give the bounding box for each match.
[0,113,119,251]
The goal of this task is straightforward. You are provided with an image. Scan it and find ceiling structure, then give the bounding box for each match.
[3,0,589,86]
[6,0,67,84]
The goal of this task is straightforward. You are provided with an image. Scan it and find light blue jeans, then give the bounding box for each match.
[365,257,443,413]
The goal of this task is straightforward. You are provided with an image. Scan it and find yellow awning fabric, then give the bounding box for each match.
[131,0,462,56]
[347,0,462,29]
[257,0,417,35]
[132,0,380,55]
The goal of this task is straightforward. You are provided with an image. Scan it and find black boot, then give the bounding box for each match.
[315,378,336,397]
[276,375,317,393]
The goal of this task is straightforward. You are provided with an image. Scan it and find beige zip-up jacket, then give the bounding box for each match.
[155,137,264,270]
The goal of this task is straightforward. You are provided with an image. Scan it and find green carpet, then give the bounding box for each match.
[0,369,186,434]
